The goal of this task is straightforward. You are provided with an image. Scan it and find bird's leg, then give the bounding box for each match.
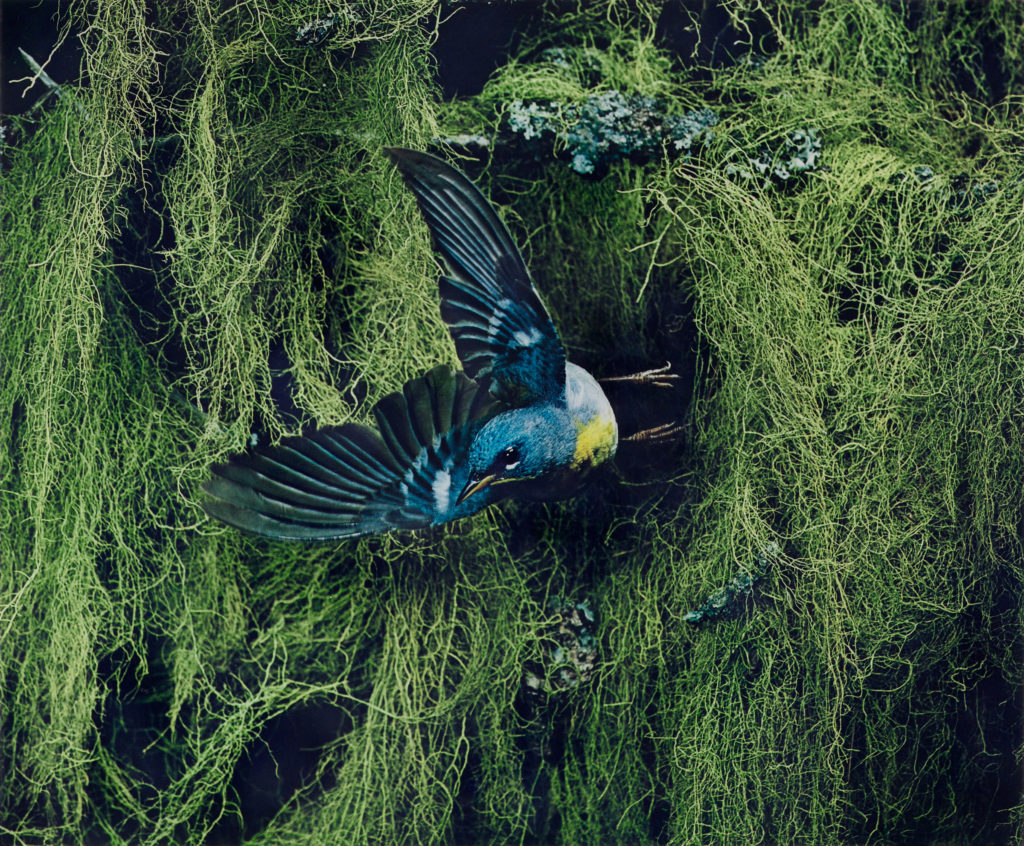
[621,421,684,443]
[600,361,679,388]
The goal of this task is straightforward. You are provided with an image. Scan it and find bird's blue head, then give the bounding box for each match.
[457,406,574,506]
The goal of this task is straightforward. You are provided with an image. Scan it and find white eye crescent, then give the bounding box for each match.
[502,446,521,470]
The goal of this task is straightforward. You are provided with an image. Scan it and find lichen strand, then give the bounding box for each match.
[2,1,1024,844]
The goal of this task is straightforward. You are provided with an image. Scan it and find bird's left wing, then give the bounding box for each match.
[387,147,566,406]
[202,366,498,541]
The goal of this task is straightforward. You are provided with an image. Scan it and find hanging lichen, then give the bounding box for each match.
[2,1,1023,844]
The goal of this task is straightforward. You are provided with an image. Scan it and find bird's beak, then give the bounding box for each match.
[457,473,497,506]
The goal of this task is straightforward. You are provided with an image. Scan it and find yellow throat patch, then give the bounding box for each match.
[571,414,617,470]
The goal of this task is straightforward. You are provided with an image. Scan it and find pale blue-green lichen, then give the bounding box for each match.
[522,597,598,696]
[684,543,778,624]
[506,91,718,174]
[725,128,823,184]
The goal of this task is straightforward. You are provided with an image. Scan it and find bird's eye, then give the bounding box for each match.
[501,446,521,469]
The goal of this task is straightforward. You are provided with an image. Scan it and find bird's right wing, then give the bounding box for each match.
[202,366,498,541]
[387,147,567,406]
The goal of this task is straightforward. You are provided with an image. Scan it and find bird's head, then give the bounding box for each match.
[458,407,571,506]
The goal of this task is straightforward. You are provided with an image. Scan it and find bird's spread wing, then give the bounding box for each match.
[202,366,498,540]
[387,147,566,405]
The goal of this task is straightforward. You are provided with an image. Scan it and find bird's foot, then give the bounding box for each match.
[600,361,679,388]
[622,421,684,444]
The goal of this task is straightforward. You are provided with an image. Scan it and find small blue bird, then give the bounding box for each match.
[202,148,677,540]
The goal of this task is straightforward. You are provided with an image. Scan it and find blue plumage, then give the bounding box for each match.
[202,149,620,540]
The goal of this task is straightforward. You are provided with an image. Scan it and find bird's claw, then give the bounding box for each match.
[601,361,680,388]
[622,420,684,444]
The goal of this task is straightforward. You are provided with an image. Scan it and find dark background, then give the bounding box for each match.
[2,0,69,117]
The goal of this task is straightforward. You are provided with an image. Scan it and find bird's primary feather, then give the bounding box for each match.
[386,147,566,405]
[202,366,499,540]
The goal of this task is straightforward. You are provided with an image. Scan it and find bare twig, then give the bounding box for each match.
[16,47,86,116]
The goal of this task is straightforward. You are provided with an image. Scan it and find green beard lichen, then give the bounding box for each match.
[2,1,1023,844]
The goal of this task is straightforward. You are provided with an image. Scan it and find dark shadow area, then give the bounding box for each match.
[434,1,539,99]
[212,700,356,842]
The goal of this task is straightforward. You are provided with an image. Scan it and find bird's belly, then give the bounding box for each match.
[564,362,618,472]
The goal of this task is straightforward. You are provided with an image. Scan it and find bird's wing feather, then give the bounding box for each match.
[386,147,566,405]
[202,366,498,541]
